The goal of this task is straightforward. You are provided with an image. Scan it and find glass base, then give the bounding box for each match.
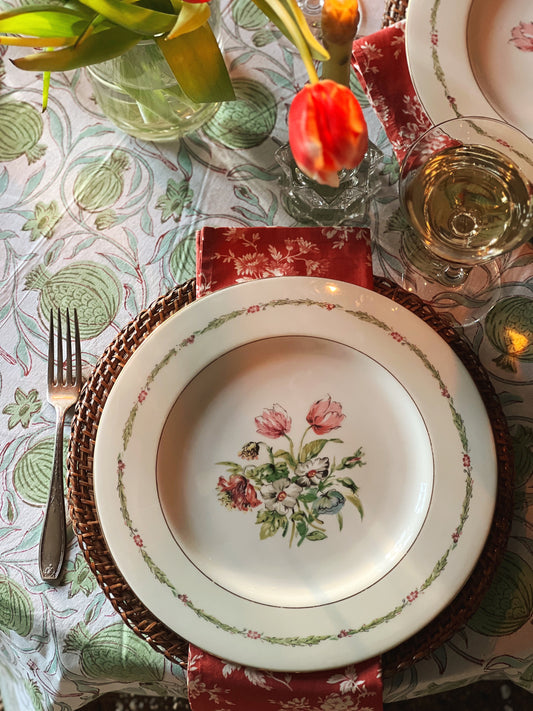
[399,235,502,327]
[275,142,383,226]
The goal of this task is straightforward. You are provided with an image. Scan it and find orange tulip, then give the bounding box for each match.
[288,79,368,188]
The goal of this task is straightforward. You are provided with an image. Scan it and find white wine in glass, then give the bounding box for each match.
[399,117,533,325]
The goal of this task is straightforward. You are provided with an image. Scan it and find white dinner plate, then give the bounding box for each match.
[94,277,497,671]
[406,0,533,138]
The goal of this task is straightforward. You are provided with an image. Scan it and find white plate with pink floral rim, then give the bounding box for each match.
[406,0,533,138]
[94,276,497,672]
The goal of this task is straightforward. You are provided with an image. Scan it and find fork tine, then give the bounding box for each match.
[65,308,73,386]
[48,309,54,386]
[56,308,63,386]
[74,309,82,387]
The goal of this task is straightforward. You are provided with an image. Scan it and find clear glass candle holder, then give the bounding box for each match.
[275,142,383,226]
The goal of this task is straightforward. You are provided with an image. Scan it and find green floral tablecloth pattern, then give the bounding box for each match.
[0,2,532,710]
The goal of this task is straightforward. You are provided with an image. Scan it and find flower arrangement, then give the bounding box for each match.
[216,396,366,548]
[0,0,368,185]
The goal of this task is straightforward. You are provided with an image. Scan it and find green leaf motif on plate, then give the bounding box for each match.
[117,296,474,646]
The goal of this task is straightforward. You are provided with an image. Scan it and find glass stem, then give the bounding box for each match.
[440,264,471,285]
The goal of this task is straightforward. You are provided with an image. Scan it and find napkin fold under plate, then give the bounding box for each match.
[351,20,433,163]
[189,225,381,711]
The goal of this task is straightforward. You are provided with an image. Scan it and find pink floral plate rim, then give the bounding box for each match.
[405,0,533,139]
[93,277,497,671]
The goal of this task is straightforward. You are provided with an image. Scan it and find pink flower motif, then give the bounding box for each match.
[217,474,262,511]
[391,331,404,343]
[306,395,345,435]
[133,534,143,547]
[407,590,418,603]
[431,32,438,46]
[452,530,461,543]
[138,389,148,403]
[510,22,533,51]
[178,594,189,603]
[180,335,195,347]
[320,303,336,310]
[117,459,125,472]
[247,304,260,313]
[255,403,292,438]
[463,453,471,468]
[338,629,350,638]
[496,138,511,149]
[441,387,450,398]
[247,630,261,639]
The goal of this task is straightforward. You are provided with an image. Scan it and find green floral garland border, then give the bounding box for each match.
[115,296,473,647]
[429,0,533,168]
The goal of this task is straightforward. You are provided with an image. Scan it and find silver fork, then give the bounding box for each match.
[39,308,82,582]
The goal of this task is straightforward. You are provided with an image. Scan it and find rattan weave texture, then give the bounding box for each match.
[67,277,514,678]
[382,0,410,27]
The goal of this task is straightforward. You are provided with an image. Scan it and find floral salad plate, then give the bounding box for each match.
[94,277,497,671]
[406,0,533,138]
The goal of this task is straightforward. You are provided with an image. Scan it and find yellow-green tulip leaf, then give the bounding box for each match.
[0,8,90,37]
[0,35,74,47]
[42,70,51,110]
[76,0,175,36]
[13,26,141,72]
[252,0,329,61]
[167,3,210,40]
[156,25,235,103]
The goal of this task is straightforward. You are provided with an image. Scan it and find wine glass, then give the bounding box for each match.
[397,116,533,326]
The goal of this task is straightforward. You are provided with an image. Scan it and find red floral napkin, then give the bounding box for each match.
[351,20,432,163]
[196,225,373,297]
[188,225,382,710]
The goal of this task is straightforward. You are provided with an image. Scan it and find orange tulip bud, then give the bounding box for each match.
[288,80,368,188]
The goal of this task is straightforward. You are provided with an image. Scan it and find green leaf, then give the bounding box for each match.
[13,26,141,71]
[307,530,327,541]
[272,449,296,468]
[77,0,175,36]
[0,8,92,38]
[296,518,307,537]
[156,25,235,103]
[167,2,211,39]
[298,489,318,503]
[337,476,359,494]
[346,493,364,519]
[251,0,328,62]
[300,439,328,461]
[257,509,286,539]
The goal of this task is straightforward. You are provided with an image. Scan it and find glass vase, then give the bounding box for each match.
[275,142,383,226]
[87,9,220,141]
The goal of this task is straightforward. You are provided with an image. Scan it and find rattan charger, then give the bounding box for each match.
[67,276,514,678]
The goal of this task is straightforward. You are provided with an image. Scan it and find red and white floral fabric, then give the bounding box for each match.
[188,644,382,711]
[351,21,433,163]
[189,225,381,710]
[196,225,373,296]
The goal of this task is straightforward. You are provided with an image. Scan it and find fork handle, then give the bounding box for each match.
[39,409,67,581]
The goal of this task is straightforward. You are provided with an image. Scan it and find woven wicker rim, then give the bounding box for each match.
[382,0,410,27]
[67,277,514,677]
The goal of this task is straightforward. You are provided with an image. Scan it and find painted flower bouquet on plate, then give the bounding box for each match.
[216,396,366,547]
